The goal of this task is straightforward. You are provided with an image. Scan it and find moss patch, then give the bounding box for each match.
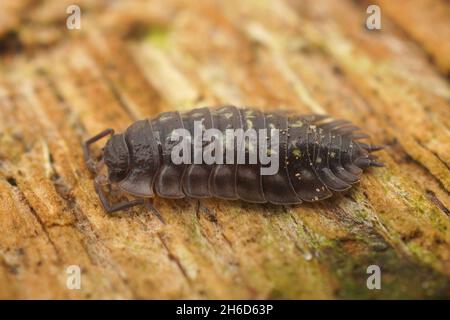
[321,238,450,299]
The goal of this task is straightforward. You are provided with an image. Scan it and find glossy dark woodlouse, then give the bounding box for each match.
[83,106,384,213]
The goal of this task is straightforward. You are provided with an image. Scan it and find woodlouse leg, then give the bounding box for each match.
[94,180,144,213]
[83,128,115,173]
[144,198,166,224]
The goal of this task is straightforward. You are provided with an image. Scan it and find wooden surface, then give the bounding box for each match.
[0,0,449,299]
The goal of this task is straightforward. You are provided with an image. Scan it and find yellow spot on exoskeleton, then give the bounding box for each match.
[292,149,301,157]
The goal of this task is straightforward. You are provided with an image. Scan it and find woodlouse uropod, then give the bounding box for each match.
[83,106,384,214]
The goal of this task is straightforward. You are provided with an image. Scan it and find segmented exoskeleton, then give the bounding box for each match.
[83,106,383,213]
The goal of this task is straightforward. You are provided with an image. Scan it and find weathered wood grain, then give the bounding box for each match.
[0,0,449,299]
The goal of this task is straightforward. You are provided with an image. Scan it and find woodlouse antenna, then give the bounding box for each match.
[83,128,115,174]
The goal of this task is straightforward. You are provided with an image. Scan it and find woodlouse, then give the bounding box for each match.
[83,106,384,213]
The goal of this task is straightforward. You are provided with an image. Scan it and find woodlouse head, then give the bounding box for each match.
[104,134,130,182]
